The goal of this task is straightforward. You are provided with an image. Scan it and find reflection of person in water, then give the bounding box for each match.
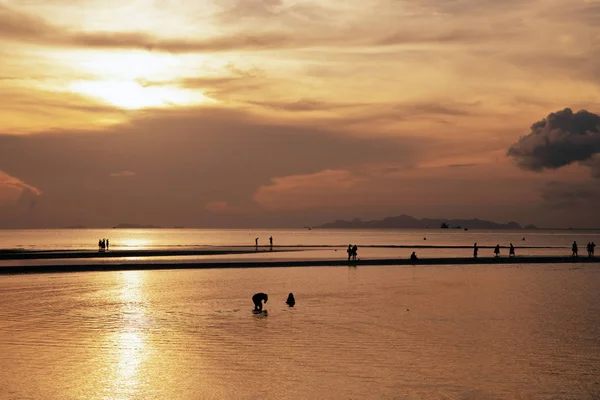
[286,293,295,307]
[252,293,268,311]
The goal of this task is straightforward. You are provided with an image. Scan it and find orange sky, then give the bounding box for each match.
[1,0,599,228]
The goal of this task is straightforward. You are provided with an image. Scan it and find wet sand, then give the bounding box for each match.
[0,255,597,275]
[0,247,301,260]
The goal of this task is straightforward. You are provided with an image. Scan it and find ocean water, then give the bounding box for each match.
[1,264,600,399]
[0,229,598,266]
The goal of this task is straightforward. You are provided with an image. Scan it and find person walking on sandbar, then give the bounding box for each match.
[252,293,268,311]
[509,243,515,257]
[473,243,478,258]
[494,244,500,257]
[572,241,578,257]
[269,236,273,251]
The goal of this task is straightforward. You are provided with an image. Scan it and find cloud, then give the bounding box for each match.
[507,108,600,173]
[0,4,328,53]
[247,99,364,112]
[540,180,600,210]
[254,169,365,211]
[204,201,243,214]
[0,106,423,227]
[447,163,477,168]
[0,170,41,212]
[0,1,530,54]
[590,157,600,179]
[110,170,136,178]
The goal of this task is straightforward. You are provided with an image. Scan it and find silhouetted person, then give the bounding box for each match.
[572,241,578,257]
[494,244,500,257]
[352,244,358,261]
[347,244,352,262]
[509,243,515,257]
[106,238,109,250]
[252,293,268,311]
[269,236,273,251]
[473,243,478,258]
[587,242,592,257]
[98,239,102,251]
[255,237,258,251]
[286,293,295,307]
[592,242,596,257]
[410,252,418,262]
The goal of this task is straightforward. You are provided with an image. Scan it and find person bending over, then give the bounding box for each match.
[252,293,268,311]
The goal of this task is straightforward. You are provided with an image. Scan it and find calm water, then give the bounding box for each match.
[1,264,600,399]
[0,229,599,268]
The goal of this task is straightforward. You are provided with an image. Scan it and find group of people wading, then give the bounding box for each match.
[347,244,358,261]
[98,238,109,251]
[572,241,596,257]
[252,292,295,312]
[473,242,517,258]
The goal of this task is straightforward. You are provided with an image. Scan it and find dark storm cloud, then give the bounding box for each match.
[507,108,600,172]
[0,107,423,228]
[583,156,600,179]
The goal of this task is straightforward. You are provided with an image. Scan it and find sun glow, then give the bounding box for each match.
[69,80,215,109]
[61,50,216,109]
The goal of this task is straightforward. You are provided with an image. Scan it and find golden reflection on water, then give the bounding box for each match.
[121,238,152,249]
[108,271,148,399]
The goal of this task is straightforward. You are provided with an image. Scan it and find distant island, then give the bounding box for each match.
[316,215,537,230]
[112,223,162,229]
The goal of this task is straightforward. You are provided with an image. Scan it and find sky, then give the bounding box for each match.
[0,0,599,229]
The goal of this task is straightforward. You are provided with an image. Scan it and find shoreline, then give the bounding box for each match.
[0,256,597,275]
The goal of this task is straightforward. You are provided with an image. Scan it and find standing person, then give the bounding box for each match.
[269,236,273,251]
[255,237,258,251]
[286,293,295,307]
[106,238,109,250]
[572,241,578,257]
[494,244,500,257]
[252,293,268,311]
[592,242,596,257]
[352,244,358,261]
[347,244,352,262]
[473,243,478,258]
[509,243,515,257]
[587,242,592,257]
[98,239,102,251]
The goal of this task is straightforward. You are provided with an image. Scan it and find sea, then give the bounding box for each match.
[1,229,599,399]
[0,228,598,267]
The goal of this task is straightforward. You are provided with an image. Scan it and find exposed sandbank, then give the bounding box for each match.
[0,244,567,260]
[0,256,597,275]
[0,248,298,260]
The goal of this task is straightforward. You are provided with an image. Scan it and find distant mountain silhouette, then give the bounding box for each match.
[113,223,161,229]
[316,215,536,230]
